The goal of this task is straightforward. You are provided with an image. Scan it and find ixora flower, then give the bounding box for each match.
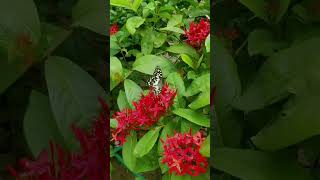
[184,18,210,49]
[7,97,109,180]
[110,23,119,35]
[111,83,176,145]
[161,131,208,176]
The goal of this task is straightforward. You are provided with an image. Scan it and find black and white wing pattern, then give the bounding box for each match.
[146,66,163,95]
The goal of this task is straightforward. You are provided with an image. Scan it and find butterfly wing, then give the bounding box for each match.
[147,66,163,95]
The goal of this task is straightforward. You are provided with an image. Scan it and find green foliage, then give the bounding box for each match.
[214,0,320,179]
[110,0,210,178]
[0,0,107,175]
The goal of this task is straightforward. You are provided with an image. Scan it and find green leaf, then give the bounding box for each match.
[166,72,186,108]
[200,135,210,157]
[111,0,142,12]
[124,79,143,109]
[110,118,118,129]
[24,91,65,157]
[141,30,154,55]
[185,73,210,97]
[180,54,196,69]
[235,38,320,150]
[158,120,179,154]
[167,14,183,27]
[170,174,192,180]
[122,131,137,171]
[159,26,185,34]
[205,35,210,52]
[239,0,268,22]
[72,0,106,35]
[110,36,120,56]
[173,108,210,127]
[45,56,107,150]
[0,0,41,94]
[133,55,176,77]
[134,127,162,158]
[134,146,159,173]
[159,157,169,174]
[126,16,145,35]
[248,29,287,56]
[188,91,210,109]
[153,32,167,48]
[213,148,313,180]
[213,36,243,147]
[166,43,199,60]
[110,57,123,90]
[117,90,130,110]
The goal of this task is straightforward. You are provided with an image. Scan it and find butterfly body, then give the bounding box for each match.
[147,66,163,95]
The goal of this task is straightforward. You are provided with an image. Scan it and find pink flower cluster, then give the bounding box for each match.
[161,131,208,176]
[112,84,176,145]
[7,98,109,180]
[184,18,210,49]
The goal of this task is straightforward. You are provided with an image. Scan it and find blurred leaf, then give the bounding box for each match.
[185,73,210,97]
[117,90,130,110]
[45,56,107,150]
[205,35,210,52]
[180,54,196,69]
[110,56,123,90]
[134,127,162,158]
[213,36,242,147]
[133,55,176,77]
[159,26,184,34]
[188,91,210,109]
[173,108,210,127]
[123,131,137,171]
[167,14,183,27]
[72,0,107,35]
[0,0,41,94]
[124,79,143,109]
[235,38,320,150]
[200,135,210,157]
[126,16,145,35]
[248,29,287,56]
[24,90,65,157]
[110,118,118,129]
[239,0,268,22]
[213,148,313,180]
[111,0,142,12]
[141,29,154,55]
[166,72,186,108]
[180,120,201,134]
[135,145,159,173]
[166,43,199,60]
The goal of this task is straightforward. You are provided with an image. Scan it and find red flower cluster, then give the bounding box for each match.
[184,18,210,49]
[161,131,208,176]
[7,97,109,180]
[112,84,176,145]
[110,23,119,36]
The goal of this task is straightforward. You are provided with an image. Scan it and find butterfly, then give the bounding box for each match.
[146,66,163,95]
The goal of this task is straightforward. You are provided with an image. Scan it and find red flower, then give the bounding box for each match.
[7,97,109,180]
[110,23,119,35]
[161,130,208,176]
[112,83,176,145]
[184,18,210,49]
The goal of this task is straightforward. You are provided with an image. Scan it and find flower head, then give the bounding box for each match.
[161,130,208,176]
[112,83,176,145]
[7,97,109,180]
[184,18,210,49]
[110,23,119,35]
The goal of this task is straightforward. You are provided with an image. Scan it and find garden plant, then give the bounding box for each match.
[213,0,320,179]
[0,0,108,179]
[110,0,211,179]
